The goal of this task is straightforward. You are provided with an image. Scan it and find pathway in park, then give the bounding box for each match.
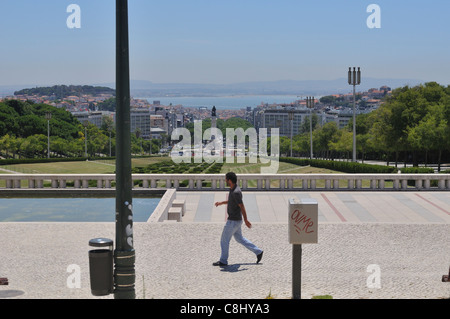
[176,191,450,224]
[0,191,448,300]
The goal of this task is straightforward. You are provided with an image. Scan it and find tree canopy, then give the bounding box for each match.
[280,82,450,170]
[14,85,115,100]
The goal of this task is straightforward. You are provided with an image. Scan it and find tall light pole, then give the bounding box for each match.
[348,67,361,162]
[83,120,89,158]
[135,129,142,155]
[115,0,135,299]
[45,111,52,158]
[108,125,112,157]
[306,97,315,160]
[288,110,294,157]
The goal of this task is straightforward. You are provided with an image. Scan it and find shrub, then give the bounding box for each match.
[400,167,434,174]
[279,158,397,174]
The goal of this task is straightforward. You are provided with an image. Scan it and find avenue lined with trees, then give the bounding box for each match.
[279,82,450,171]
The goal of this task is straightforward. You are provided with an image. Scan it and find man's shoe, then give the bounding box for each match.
[256,251,263,264]
[213,261,227,267]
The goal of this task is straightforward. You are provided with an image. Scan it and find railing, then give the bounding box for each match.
[0,174,449,191]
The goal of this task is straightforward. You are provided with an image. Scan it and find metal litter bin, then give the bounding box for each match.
[89,238,114,296]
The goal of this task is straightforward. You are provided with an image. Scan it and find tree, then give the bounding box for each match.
[299,113,319,134]
[19,135,47,158]
[407,104,448,171]
[279,136,291,156]
[329,129,353,160]
[293,134,309,156]
[354,113,376,163]
[319,95,337,104]
[370,104,397,165]
[314,122,339,160]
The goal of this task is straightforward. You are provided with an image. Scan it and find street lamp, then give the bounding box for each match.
[45,111,52,158]
[135,129,142,155]
[108,125,113,157]
[115,0,135,299]
[83,120,89,158]
[306,97,315,160]
[348,67,361,162]
[288,110,294,157]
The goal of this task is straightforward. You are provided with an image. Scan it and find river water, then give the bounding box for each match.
[142,95,301,110]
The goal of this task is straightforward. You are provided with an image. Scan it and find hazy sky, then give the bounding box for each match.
[0,0,449,86]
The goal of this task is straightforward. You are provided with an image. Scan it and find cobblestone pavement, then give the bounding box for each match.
[0,222,449,299]
[177,191,450,224]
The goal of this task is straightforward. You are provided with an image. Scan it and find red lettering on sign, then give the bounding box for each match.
[291,209,314,234]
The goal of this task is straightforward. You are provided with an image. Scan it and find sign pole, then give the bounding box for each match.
[289,198,318,300]
[292,244,302,299]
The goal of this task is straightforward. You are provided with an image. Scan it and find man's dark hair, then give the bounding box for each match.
[225,172,237,184]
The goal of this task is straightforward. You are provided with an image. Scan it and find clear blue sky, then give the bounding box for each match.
[0,0,449,86]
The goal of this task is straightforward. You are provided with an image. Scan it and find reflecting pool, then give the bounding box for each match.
[0,196,160,222]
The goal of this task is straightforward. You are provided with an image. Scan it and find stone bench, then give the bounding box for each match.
[171,199,186,216]
[168,207,182,222]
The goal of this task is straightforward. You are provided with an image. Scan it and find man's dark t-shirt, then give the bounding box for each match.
[227,185,243,220]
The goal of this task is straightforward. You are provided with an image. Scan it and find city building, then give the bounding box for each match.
[253,106,311,137]
[72,111,114,128]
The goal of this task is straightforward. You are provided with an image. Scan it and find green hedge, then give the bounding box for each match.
[400,167,435,174]
[279,157,397,174]
[132,161,224,175]
[0,156,116,166]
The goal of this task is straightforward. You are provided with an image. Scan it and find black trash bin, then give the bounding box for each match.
[88,238,114,296]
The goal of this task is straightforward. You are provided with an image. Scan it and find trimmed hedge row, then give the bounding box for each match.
[400,167,435,174]
[279,157,397,174]
[132,160,224,175]
[0,156,116,166]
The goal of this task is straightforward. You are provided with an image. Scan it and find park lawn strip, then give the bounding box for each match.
[1,161,115,174]
[0,157,397,189]
[0,157,171,174]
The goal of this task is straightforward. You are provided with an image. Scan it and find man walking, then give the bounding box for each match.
[213,172,263,267]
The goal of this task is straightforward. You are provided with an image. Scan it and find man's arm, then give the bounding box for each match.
[238,203,252,229]
[215,200,228,207]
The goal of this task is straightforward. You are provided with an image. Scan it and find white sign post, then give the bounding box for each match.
[289,198,318,299]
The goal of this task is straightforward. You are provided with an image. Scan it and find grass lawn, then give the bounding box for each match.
[220,160,343,188]
[221,160,339,175]
[0,156,398,189]
[0,157,171,174]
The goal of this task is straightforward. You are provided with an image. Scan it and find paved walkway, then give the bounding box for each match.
[177,191,450,224]
[0,191,449,300]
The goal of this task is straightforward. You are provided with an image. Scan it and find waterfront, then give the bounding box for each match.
[142,95,301,110]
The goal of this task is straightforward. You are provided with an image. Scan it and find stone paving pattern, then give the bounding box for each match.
[0,191,449,299]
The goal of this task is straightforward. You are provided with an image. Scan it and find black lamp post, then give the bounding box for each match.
[348,67,361,162]
[288,110,294,157]
[306,97,315,160]
[83,120,89,158]
[114,0,135,299]
[45,111,52,158]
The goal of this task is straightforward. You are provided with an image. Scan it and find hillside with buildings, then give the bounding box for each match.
[3,84,392,142]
